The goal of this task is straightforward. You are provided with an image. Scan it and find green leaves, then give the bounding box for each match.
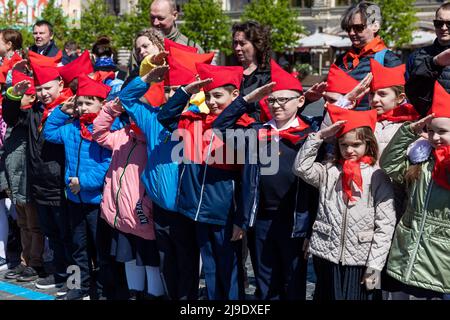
[374,0,418,48]
[179,0,232,54]
[41,0,70,49]
[241,0,305,53]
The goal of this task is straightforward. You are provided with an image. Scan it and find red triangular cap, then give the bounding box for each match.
[58,51,94,84]
[430,81,450,118]
[370,59,406,91]
[164,38,198,53]
[195,63,243,92]
[165,49,215,86]
[76,73,111,99]
[271,59,303,92]
[12,70,35,95]
[28,50,62,67]
[327,104,377,136]
[31,63,60,86]
[326,64,359,94]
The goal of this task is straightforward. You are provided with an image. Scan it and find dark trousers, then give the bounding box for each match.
[36,203,72,274]
[67,200,101,295]
[153,204,199,300]
[196,219,245,300]
[248,217,307,300]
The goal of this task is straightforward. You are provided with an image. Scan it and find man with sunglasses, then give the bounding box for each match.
[406,1,450,117]
[306,1,401,111]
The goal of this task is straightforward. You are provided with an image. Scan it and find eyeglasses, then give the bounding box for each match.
[345,24,366,33]
[265,96,299,107]
[433,20,450,29]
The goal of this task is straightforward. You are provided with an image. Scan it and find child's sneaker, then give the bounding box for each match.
[35,274,66,290]
[16,266,39,282]
[56,283,69,297]
[0,257,8,272]
[4,263,26,279]
[56,289,90,300]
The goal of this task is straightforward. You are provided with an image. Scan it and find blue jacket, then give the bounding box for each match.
[43,107,112,204]
[158,88,246,226]
[119,77,179,212]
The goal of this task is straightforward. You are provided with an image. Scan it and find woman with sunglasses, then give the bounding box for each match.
[406,1,450,117]
[316,1,401,111]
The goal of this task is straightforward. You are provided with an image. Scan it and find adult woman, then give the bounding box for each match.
[232,21,272,121]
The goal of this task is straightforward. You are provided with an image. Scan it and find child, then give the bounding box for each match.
[92,98,164,299]
[0,29,23,92]
[379,81,450,299]
[119,41,211,300]
[157,62,255,300]
[2,63,73,286]
[43,73,112,300]
[0,70,36,272]
[212,60,320,300]
[293,105,396,300]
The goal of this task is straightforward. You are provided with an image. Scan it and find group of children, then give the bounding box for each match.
[0,25,449,301]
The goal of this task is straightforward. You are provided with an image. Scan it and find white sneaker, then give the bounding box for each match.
[0,257,9,271]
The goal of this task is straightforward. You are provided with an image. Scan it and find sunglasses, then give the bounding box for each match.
[345,24,366,33]
[433,20,450,29]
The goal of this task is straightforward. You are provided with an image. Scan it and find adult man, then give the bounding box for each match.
[150,0,203,52]
[29,20,60,57]
[406,1,450,117]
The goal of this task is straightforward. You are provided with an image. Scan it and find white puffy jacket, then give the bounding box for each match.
[293,133,396,271]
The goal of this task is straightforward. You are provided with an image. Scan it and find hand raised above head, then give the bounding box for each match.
[343,73,373,108]
[410,113,434,136]
[141,65,169,84]
[304,81,327,102]
[317,120,346,140]
[184,78,213,95]
[243,82,276,104]
[150,51,169,66]
[12,80,31,96]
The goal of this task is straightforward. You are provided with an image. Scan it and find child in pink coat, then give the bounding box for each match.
[93,99,164,299]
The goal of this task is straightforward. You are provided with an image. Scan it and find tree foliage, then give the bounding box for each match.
[374,0,418,48]
[241,0,305,53]
[40,0,70,48]
[180,0,232,54]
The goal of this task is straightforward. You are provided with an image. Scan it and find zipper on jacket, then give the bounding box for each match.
[249,169,260,228]
[405,181,433,281]
[339,202,349,264]
[291,177,300,238]
[194,132,215,221]
[75,138,83,203]
[114,141,138,228]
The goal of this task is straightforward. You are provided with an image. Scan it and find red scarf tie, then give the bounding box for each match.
[432,146,450,190]
[130,123,143,136]
[343,37,387,70]
[38,88,73,131]
[79,113,98,141]
[258,117,310,144]
[92,71,115,83]
[377,103,420,123]
[340,155,375,202]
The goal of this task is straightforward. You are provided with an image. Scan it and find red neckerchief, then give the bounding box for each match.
[377,103,420,123]
[130,123,143,136]
[92,71,115,83]
[340,155,374,202]
[38,88,73,131]
[258,117,310,144]
[178,110,255,167]
[20,104,33,110]
[0,52,22,83]
[343,37,387,70]
[144,81,166,107]
[432,146,450,190]
[79,113,98,141]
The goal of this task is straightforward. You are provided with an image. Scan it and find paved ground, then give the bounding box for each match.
[0,250,316,300]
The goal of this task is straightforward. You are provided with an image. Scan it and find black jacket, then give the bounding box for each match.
[405,39,450,117]
[213,96,321,236]
[29,40,60,57]
[2,96,65,206]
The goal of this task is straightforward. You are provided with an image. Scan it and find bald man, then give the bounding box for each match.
[150,0,204,53]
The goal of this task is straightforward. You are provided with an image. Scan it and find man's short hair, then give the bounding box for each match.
[436,1,450,17]
[341,1,382,31]
[33,20,54,35]
[152,0,177,12]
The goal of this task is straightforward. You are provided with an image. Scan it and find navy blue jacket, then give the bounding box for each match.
[158,88,245,227]
[213,96,321,236]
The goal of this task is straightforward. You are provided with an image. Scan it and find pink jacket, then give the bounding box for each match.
[93,100,154,240]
